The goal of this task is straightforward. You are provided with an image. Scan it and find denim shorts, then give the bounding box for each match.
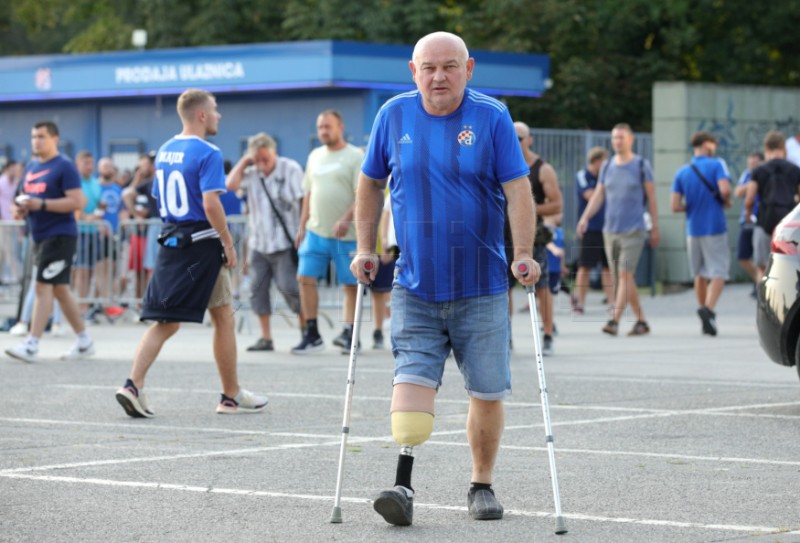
[390,285,511,400]
[297,230,357,285]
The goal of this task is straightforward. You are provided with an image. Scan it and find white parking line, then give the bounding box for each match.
[426,441,800,467]
[0,436,389,474]
[0,471,793,535]
[49,384,800,415]
[2,414,797,474]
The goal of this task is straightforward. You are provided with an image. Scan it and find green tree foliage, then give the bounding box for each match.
[4,0,800,130]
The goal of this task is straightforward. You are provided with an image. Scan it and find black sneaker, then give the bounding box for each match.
[373,485,413,526]
[373,329,384,349]
[247,338,274,351]
[291,334,324,355]
[332,328,352,348]
[468,488,504,520]
[340,340,361,355]
[542,334,554,356]
[697,306,718,336]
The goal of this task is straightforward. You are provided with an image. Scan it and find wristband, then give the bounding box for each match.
[41,199,47,212]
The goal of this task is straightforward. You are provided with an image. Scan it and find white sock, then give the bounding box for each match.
[25,336,39,350]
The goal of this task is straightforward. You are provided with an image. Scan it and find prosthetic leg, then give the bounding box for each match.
[373,410,434,526]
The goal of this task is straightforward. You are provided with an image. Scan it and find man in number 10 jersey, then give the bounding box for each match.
[115,88,268,419]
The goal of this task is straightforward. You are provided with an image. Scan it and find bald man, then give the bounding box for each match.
[351,31,540,526]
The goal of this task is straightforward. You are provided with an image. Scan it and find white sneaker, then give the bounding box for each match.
[8,322,28,336]
[60,341,95,361]
[5,342,38,363]
[216,388,268,414]
[115,382,154,418]
[50,324,64,337]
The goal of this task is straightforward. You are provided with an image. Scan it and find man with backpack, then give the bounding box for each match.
[745,131,800,282]
[671,131,732,336]
[577,123,660,337]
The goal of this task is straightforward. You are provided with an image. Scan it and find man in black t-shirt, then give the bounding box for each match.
[745,130,800,281]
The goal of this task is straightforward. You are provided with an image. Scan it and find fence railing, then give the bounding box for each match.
[0,217,347,325]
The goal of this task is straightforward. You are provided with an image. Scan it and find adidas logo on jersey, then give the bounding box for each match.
[398,134,413,144]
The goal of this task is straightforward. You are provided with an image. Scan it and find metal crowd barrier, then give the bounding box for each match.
[0,216,345,327]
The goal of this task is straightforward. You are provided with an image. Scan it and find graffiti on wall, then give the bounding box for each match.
[696,96,800,182]
[696,98,743,180]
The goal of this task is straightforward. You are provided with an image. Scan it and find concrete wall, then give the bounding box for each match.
[653,81,800,284]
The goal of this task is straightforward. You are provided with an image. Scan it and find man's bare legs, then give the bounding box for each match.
[611,270,646,323]
[209,304,239,398]
[129,322,181,390]
[467,397,504,484]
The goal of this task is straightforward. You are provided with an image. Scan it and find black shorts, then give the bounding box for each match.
[35,235,77,285]
[578,230,609,268]
[736,224,754,261]
[370,256,397,293]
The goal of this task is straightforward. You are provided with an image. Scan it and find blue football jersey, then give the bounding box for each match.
[362,88,529,302]
[152,135,226,224]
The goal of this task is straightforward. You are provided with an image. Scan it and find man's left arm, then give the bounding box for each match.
[716,159,732,207]
[643,181,660,248]
[503,176,540,286]
[536,163,563,217]
[23,186,86,215]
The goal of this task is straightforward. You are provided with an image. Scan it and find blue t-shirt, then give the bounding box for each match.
[546,226,564,273]
[736,170,758,224]
[671,156,730,237]
[362,88,530,302]
[79,176,102,234]
[20,155,81,242]
[575,168,604,232]
[98,182,123,232]
[220,190,243,216]
[599,156,654,234]
[152,135,226,224]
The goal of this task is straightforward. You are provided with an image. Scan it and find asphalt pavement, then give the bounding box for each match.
[2,284,800,543]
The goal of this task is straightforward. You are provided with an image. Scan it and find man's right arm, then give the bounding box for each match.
[577,183,606,236]
[744,179,758,222]
[225,155,253,192]
[295,189,310,248]
[350,173,387,283]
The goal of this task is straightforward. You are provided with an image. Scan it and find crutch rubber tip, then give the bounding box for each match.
[330,506,343,524]
[555,516,568,534]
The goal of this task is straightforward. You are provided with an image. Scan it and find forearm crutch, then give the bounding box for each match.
[330,261,374,523]
[518,262,568,535]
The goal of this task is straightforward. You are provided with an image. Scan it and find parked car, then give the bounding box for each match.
[756,203,800,381]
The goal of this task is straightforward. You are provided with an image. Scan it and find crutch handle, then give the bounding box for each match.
[517,262,530,276]
[363,260,375,273]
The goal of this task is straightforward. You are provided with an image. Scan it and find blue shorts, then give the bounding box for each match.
[390,285,510,400]
[297,230,357,285]
[736,223,754,261]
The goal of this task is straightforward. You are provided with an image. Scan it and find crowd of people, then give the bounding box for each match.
[3,29,800,528]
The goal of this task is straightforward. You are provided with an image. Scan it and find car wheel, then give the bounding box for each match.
[796,338,800,383]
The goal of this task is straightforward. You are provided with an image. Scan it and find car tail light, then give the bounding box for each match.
[771,238,798,255]
[771,220,800,255]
